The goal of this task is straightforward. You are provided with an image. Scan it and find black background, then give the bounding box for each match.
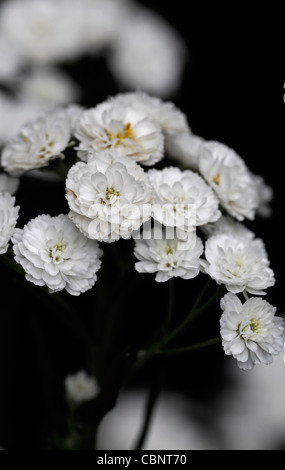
[0,0,284,450]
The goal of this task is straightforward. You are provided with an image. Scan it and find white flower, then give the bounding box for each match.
[165,131,205,171]
[220,293,284,370]
[0,0,85,63]
[0,173,19,194]
[108,92,189,138]
[1,108,72,176]
[251,173,274,218]
[16,67,80,108]
[201,215,254,239]
[134,224,203,283]
[201,233,275,295]
[107,6,186,97]
[66,150,153,242]
[0,192,19,254]
[64,370,99,405]
[74,101,164,166]
[148,166,221,235]
[12,214,103,295]
[199,141,259,221]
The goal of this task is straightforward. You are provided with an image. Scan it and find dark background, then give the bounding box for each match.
[0,0,284,450]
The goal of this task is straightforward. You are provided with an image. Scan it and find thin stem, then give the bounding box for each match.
[159,282,221,348]
[1,252,92,348]
[133,368,165,450]
[133,280,222,372]
[156,336,221,357]
[0,251,25,276]
[166,278,175,330]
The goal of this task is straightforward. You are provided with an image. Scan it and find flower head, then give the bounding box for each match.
[201,233,275,295]
[74,101,164,166]
[0,192,19,254]
[1,108,73,176]
[134,224,203,282]
[64,370,99,405]
[108,92,189,138]
[12,214,103,295]
[148,166,220,235]
[199,141,259,221]
[220,293,284,370]
[66,150,153,242]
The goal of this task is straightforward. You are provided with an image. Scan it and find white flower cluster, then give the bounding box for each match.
[0,90,282,370]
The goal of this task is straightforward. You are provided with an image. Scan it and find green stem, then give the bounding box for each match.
[0,251,25,276]
[166,278,175,330]
[156,336,221,357]
[1,251,92,348]
[159,282,221,348]
[134,280,222,372]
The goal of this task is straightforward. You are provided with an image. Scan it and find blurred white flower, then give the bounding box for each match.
[165,131,205,171]
[12,214,103,295]
[75,101,164,166]
[1,108,73,176]
[199,141,259,221]
[218,345,285,449]
[220,293,284,370]
[134,224,203,283]
[107,7,187,97]
[201,233,275,296]
[0,0,85,63]
[16,67,80,108]
[201,215,254,239]
[148,166,220,235]
[0,91,44,145]
[0,173,19,194]
[0,37,23,82]
[79,0,131,52]
[66,151,153,242]
[0,192,19,254]
[64,370,99,405]
[251,173,274,218]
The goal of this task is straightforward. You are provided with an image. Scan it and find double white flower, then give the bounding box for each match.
[1,107,76,176]
[201,233,275,296]
[134,224,203,282]
[12,214,103,295]
[75,101,164,166]
[199,141,259,221]
[220,293,284,370]
[148,166,221,236]
[66,150,153,242]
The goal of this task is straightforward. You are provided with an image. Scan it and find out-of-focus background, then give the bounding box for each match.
[0,0,284,450]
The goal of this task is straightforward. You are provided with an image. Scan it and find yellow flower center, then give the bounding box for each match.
[106,122,135,143]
